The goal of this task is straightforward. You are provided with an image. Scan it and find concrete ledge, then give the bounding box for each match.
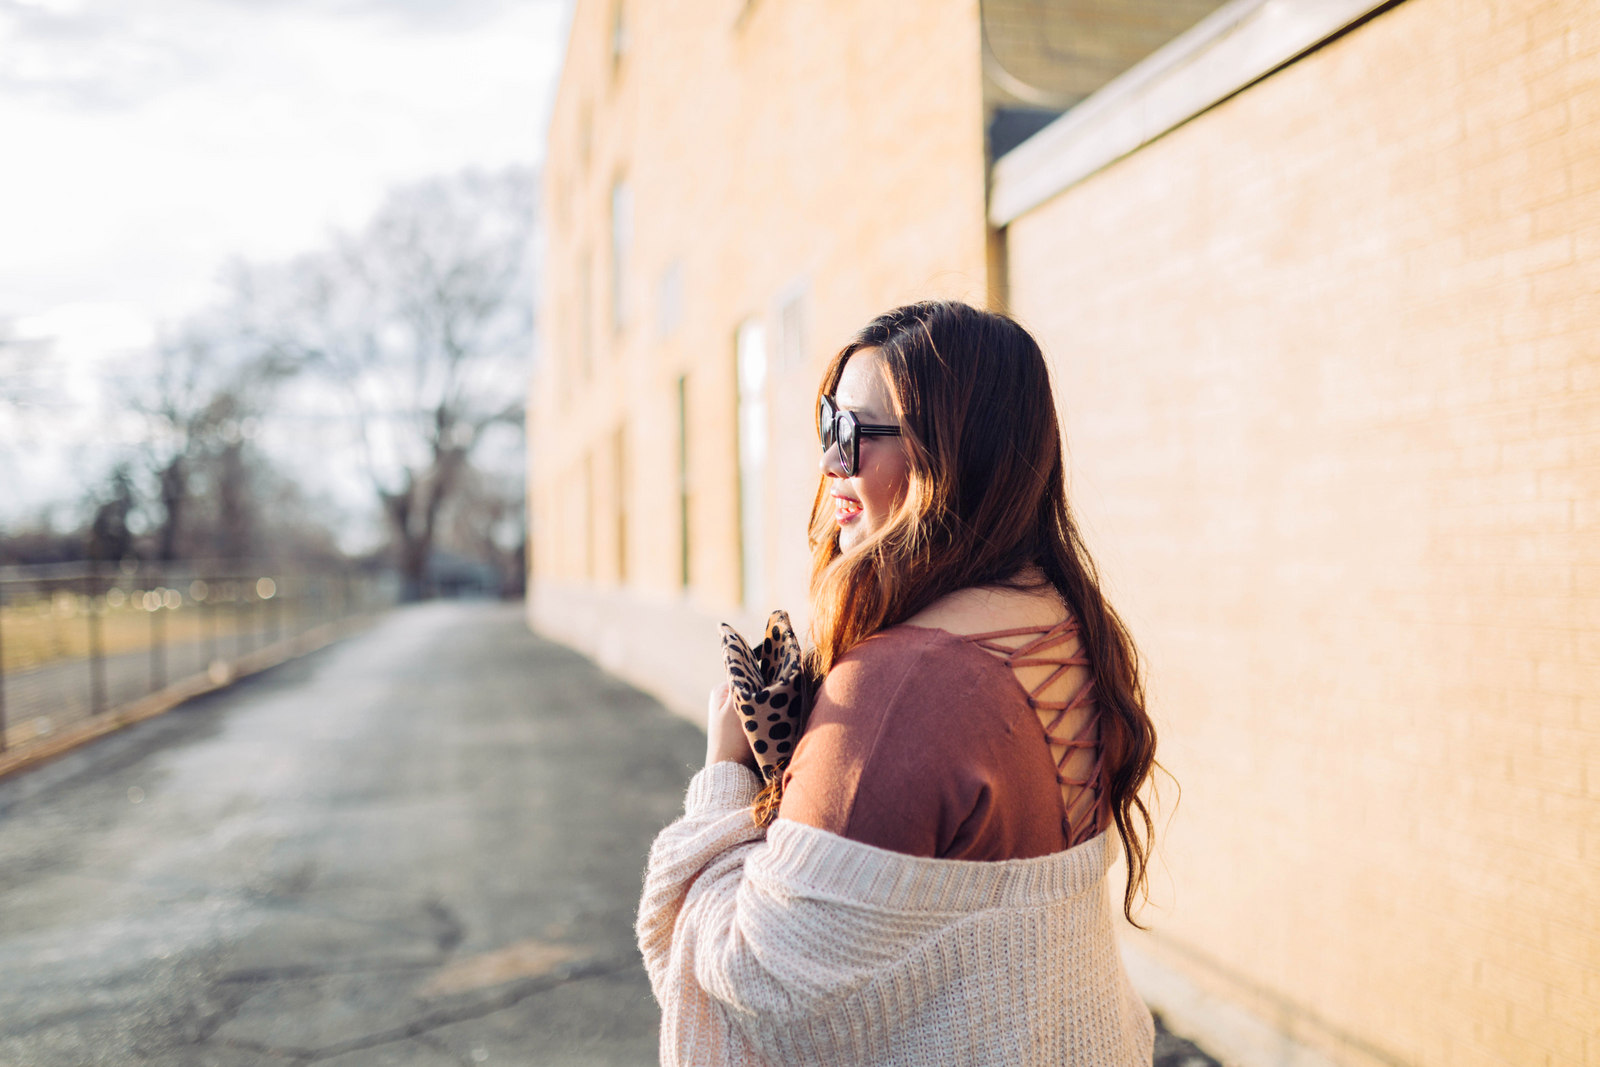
[989,0,1395,225]
[1123,931,1409,1067]
[0,617,370,781]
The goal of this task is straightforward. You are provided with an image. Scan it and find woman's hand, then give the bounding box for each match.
[705,681,759,771]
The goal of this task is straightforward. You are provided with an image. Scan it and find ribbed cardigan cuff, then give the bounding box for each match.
[685,760,763,814]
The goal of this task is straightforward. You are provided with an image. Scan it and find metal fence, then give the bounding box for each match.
[0,562,391,756]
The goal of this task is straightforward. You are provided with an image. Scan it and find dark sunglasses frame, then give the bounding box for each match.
[819,395,901,477]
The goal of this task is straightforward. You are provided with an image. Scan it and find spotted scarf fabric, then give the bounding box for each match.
[718,610,811,782]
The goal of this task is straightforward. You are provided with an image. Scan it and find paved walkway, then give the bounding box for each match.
[0,601,1217,1066]
[0,602,697,1066]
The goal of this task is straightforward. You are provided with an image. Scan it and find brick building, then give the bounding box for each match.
[529,0,1223,709]
[530,1,1600,1063]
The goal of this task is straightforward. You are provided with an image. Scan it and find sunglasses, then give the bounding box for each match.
[818,395,902,477]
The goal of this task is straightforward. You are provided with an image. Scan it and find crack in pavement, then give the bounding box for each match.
[423,896,466,954]
[204,953,640,1062]
[215,958,443,984]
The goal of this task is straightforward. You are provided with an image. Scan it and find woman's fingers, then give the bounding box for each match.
[707,682,734,733]
[705,680,756,768]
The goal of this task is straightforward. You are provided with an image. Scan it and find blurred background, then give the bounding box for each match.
[1,0,554,586]
[2,0,1597,1065]
[1,0,558,748]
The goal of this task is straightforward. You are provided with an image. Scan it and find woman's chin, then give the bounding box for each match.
[836,518,868,553]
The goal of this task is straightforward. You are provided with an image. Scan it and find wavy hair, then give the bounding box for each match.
[802,300,1162,925]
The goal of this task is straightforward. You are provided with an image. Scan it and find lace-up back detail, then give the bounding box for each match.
[963,617,1106,849]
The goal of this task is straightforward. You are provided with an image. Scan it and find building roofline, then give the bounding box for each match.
[988,0,1399,226]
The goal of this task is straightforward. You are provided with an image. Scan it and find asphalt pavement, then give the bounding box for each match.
[0,601,701,1067]
[0,600,1217,1067]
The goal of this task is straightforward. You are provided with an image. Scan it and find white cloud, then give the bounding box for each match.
[0,0,564,320]
[0,0,567,523]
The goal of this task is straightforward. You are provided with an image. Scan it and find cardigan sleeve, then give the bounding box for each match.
[638,760,803,1066]
[636,761,955,1064]
[636,760,766,1002]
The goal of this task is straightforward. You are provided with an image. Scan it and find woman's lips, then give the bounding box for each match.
[833,496,862,524]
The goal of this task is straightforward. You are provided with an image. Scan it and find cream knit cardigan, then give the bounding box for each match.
[637,761,1155,1066]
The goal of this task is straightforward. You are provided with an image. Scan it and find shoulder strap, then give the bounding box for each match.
[963,617,1106,848]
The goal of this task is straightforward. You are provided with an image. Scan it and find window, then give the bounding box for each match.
[676,375,690,589]
[610,180,632,332]
[582,453,596,580]
[578,102,592,172]
[610,1,628,73]
[777,289,807,373]
[579,248,594,377]
[735,319,768,607]
[658,260,684,339]
[614,424,628,583]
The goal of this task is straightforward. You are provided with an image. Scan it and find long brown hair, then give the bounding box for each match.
[806,301,1162,925]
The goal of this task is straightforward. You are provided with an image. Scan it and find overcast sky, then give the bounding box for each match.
[0,0,567,528]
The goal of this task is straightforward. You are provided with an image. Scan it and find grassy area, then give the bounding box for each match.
[0,597,310,674]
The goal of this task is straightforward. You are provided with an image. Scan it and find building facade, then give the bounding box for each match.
[532,0,1600,1063]
[996,1,1600,1063]
[531,0,995,706]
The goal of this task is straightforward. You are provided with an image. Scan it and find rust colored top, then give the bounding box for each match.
[778,616,1105,861]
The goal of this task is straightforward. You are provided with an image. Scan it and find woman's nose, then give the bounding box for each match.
[819,443,845,478]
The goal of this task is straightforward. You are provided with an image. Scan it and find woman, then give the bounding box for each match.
[637,301,1161,1066]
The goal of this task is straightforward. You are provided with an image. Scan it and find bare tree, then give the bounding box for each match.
[135,331,217,562]
[86,463,138,564]
[131,325,294,562]
[234,167,535,598]
[436,462,527,597]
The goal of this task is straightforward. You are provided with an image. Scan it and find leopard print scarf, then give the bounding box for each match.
[719,610,814,826]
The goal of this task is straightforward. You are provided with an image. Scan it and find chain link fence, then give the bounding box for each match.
[0,562,393,759]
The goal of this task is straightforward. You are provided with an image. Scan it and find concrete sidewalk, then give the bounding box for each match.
[0,601,695,1065]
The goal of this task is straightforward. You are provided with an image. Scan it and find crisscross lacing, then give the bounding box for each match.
[964,617,1105,848]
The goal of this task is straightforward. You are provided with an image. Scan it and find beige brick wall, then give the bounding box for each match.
[1005,0,1600,1064]
[533,0,991,630]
